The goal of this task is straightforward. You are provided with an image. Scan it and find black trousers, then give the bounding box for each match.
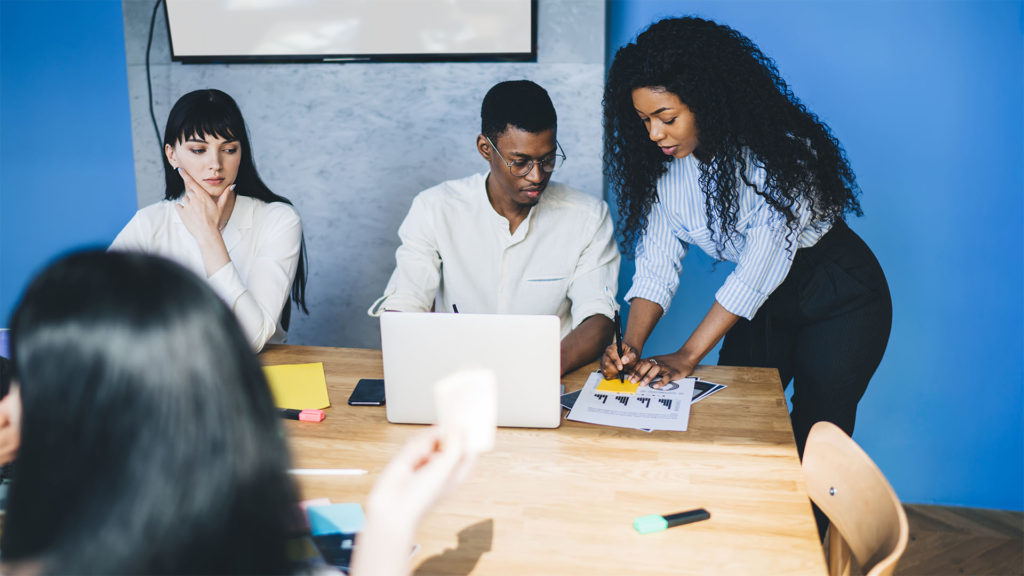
[718,220,892,458]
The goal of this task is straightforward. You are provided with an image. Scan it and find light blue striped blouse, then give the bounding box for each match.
[623,151,832,320]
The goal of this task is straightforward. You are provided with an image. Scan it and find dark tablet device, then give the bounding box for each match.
[348,378,385,406]
[560,389,581,411]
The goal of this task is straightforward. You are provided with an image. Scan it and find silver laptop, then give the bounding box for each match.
[380,312,561,428]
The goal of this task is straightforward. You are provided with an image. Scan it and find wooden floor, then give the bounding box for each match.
[848,504,1023,576]
[898,504,1023,576]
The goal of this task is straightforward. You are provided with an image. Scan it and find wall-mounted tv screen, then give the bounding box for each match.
[165,0,536,63]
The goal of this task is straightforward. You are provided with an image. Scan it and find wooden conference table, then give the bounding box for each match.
[261,345,827,575]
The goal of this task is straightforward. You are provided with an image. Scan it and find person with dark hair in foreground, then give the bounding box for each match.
[601,17,891,457]
[370,80,620,375]
[0,251,471,575]
[111,88,309,353]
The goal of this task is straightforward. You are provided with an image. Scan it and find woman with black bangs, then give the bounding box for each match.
[111,88,308,352]
[601,17,891,457]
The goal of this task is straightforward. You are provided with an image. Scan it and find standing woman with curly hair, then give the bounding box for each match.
[601,17,891,456]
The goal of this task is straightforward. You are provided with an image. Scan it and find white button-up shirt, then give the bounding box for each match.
[369,173,620,338]
[109,194,302,351]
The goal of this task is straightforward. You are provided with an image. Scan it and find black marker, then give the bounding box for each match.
[452,304,459,313]
[633,508,710,534]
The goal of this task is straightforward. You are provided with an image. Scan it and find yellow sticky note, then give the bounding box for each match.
[263,362,331,410]
[596,378,640,394]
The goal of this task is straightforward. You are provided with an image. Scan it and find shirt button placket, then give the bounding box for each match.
[498,241,511,312]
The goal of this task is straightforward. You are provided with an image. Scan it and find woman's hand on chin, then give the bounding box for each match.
[175,168,235,242]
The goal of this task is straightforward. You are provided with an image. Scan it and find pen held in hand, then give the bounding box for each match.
[614,310,625,382]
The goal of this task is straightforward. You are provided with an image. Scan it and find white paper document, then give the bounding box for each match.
[567,372,696,432]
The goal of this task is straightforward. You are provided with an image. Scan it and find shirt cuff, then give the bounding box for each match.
[624,277,676,314]
[570,300,616,330]
[367,293,430,316]
[207,262,246,309]
[715,272,771,320]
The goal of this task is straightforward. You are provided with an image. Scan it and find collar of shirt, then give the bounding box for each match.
[172,193,255,253]
[478,171,537,247]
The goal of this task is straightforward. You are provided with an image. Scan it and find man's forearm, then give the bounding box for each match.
[560,314,614,375]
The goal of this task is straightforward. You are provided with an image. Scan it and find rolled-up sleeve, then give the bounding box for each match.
[623,199,688,314]
[566,201,620,327]
[715,196,812,319]
[368,194,441,316]
[210,204,302,352]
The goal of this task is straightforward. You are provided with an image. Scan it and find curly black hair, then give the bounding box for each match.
[604,17,862,252]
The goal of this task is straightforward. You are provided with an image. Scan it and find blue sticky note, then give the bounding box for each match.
[307,503,365,536]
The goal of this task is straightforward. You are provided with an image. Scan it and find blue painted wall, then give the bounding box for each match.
[607,1,1023,510]
[0,0,137,322]
[1,0,1020,512]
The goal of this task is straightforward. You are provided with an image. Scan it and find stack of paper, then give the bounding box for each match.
[567,372,697,432]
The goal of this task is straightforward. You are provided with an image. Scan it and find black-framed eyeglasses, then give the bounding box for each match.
[485,136,566,177]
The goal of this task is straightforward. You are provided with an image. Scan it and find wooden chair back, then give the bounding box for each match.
[802,421,909,576]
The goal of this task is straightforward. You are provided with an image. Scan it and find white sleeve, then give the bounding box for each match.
[108,211,151,253]
[368,194,440,316]
[566,201,621,328]
[207,205,302,352]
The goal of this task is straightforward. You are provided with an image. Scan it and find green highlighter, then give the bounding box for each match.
[633,508,711,534]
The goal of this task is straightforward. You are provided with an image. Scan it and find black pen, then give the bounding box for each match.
[614,310,625,382]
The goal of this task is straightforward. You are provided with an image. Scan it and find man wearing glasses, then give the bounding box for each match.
[369,80,619,375]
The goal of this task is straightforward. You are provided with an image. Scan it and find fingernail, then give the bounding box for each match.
[228,184,236,191]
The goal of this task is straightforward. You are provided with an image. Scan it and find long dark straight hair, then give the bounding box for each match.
[3,251,298,574]
[163,89,309,316]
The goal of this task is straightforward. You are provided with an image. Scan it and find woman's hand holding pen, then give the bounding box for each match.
[604,299,730,388]
[602,344,696,388]
[601,341,640,381]
[603,298,673,385]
